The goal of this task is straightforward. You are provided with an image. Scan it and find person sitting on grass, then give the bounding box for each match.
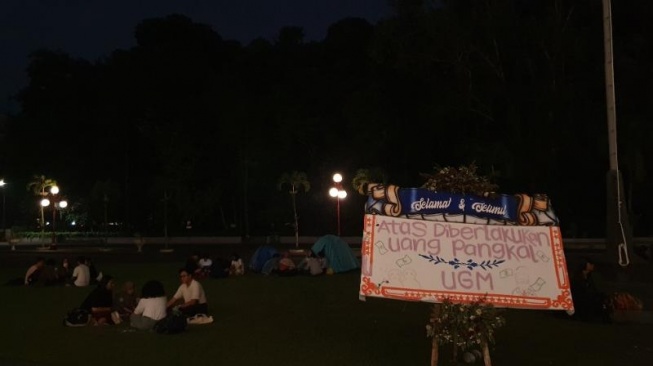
[130,280,167,330]
[80,275,116,325]
[71,256,90,287]
[57,258,73,285]
[298,250,323,276]
[166,268,209,317]
[86,257,102,285]
[570,257,611,323]
[230,253,245,276]
[37,258,58,286]
[198,253,213,276]
[112,281,138,323]
[209,256,230,279]
[24,257,45,286]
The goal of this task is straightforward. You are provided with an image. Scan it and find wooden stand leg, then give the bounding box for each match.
[482,341,492,366]
[429,304,442,366]
[430,336,439,366]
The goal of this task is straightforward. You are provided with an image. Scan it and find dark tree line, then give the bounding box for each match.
[1,0,652,238]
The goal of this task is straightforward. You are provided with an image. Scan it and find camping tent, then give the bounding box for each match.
[311,235,360,273]
[249,245,279,272]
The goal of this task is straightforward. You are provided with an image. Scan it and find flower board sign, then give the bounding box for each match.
[359,214,573,311]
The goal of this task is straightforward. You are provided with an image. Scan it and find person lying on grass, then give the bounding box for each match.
[80,275,115,325]
[278,251,297,276]
[166,268,209,317]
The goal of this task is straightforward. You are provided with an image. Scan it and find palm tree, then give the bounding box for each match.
[26,175,57,244]
[277,171,310,248]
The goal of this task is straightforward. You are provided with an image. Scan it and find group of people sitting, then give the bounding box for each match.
[185,252,245,280]
[75,267,209,330]
[20,256,101,287]
[261,250,329,276]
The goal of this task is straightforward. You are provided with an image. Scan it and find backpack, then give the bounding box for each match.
[153,312,187,334]
[64,308,91,327]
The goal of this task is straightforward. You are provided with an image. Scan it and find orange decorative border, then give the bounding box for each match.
[360,276,573,310]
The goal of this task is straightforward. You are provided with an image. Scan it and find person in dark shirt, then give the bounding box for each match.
[37,258,58,286]
[86,257,101,284]
[80,275,115,325]
[209,256,230,279]
[57,258,73,285]
[112,281,138,322]
[570,258,611,323]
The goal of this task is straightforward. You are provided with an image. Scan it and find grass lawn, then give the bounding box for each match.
[0,260,652,366]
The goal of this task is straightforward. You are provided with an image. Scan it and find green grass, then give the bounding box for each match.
[0,263,652,366]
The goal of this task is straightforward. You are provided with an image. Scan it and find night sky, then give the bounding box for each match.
[0,0,392,113]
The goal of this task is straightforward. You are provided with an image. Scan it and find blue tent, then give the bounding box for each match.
[311,235,360,273]
[249,245,279,272]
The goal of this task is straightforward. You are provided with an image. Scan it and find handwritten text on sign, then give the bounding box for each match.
[359,214,573,310]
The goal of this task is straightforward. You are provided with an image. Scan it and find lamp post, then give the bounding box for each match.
[328,173,347,236]
[40,185,67,250]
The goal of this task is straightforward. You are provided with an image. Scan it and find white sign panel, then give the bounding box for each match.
[359,214,573,311]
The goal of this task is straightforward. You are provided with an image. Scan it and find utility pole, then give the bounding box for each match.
[602,0,636,269]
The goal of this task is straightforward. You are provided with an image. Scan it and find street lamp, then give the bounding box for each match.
[40,185,67,250]
[329,173,347,236]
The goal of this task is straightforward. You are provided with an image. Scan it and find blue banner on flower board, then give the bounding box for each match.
[365,184,558,226]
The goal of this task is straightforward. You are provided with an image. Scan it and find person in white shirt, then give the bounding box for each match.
[198,253,213,270]
[229,253,245,276]
[166,268,208,317]
[197,253,213,279]
[298,250,324,276]
[72,256,91,287]
[129,280,167,330]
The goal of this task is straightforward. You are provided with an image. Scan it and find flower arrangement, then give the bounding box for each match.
[420,163,498,196]
[426,297,506,353]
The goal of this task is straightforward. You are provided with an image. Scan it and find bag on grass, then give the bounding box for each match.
[153,312,187,334]
[63,308,90,327]
[611,292,644,311]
